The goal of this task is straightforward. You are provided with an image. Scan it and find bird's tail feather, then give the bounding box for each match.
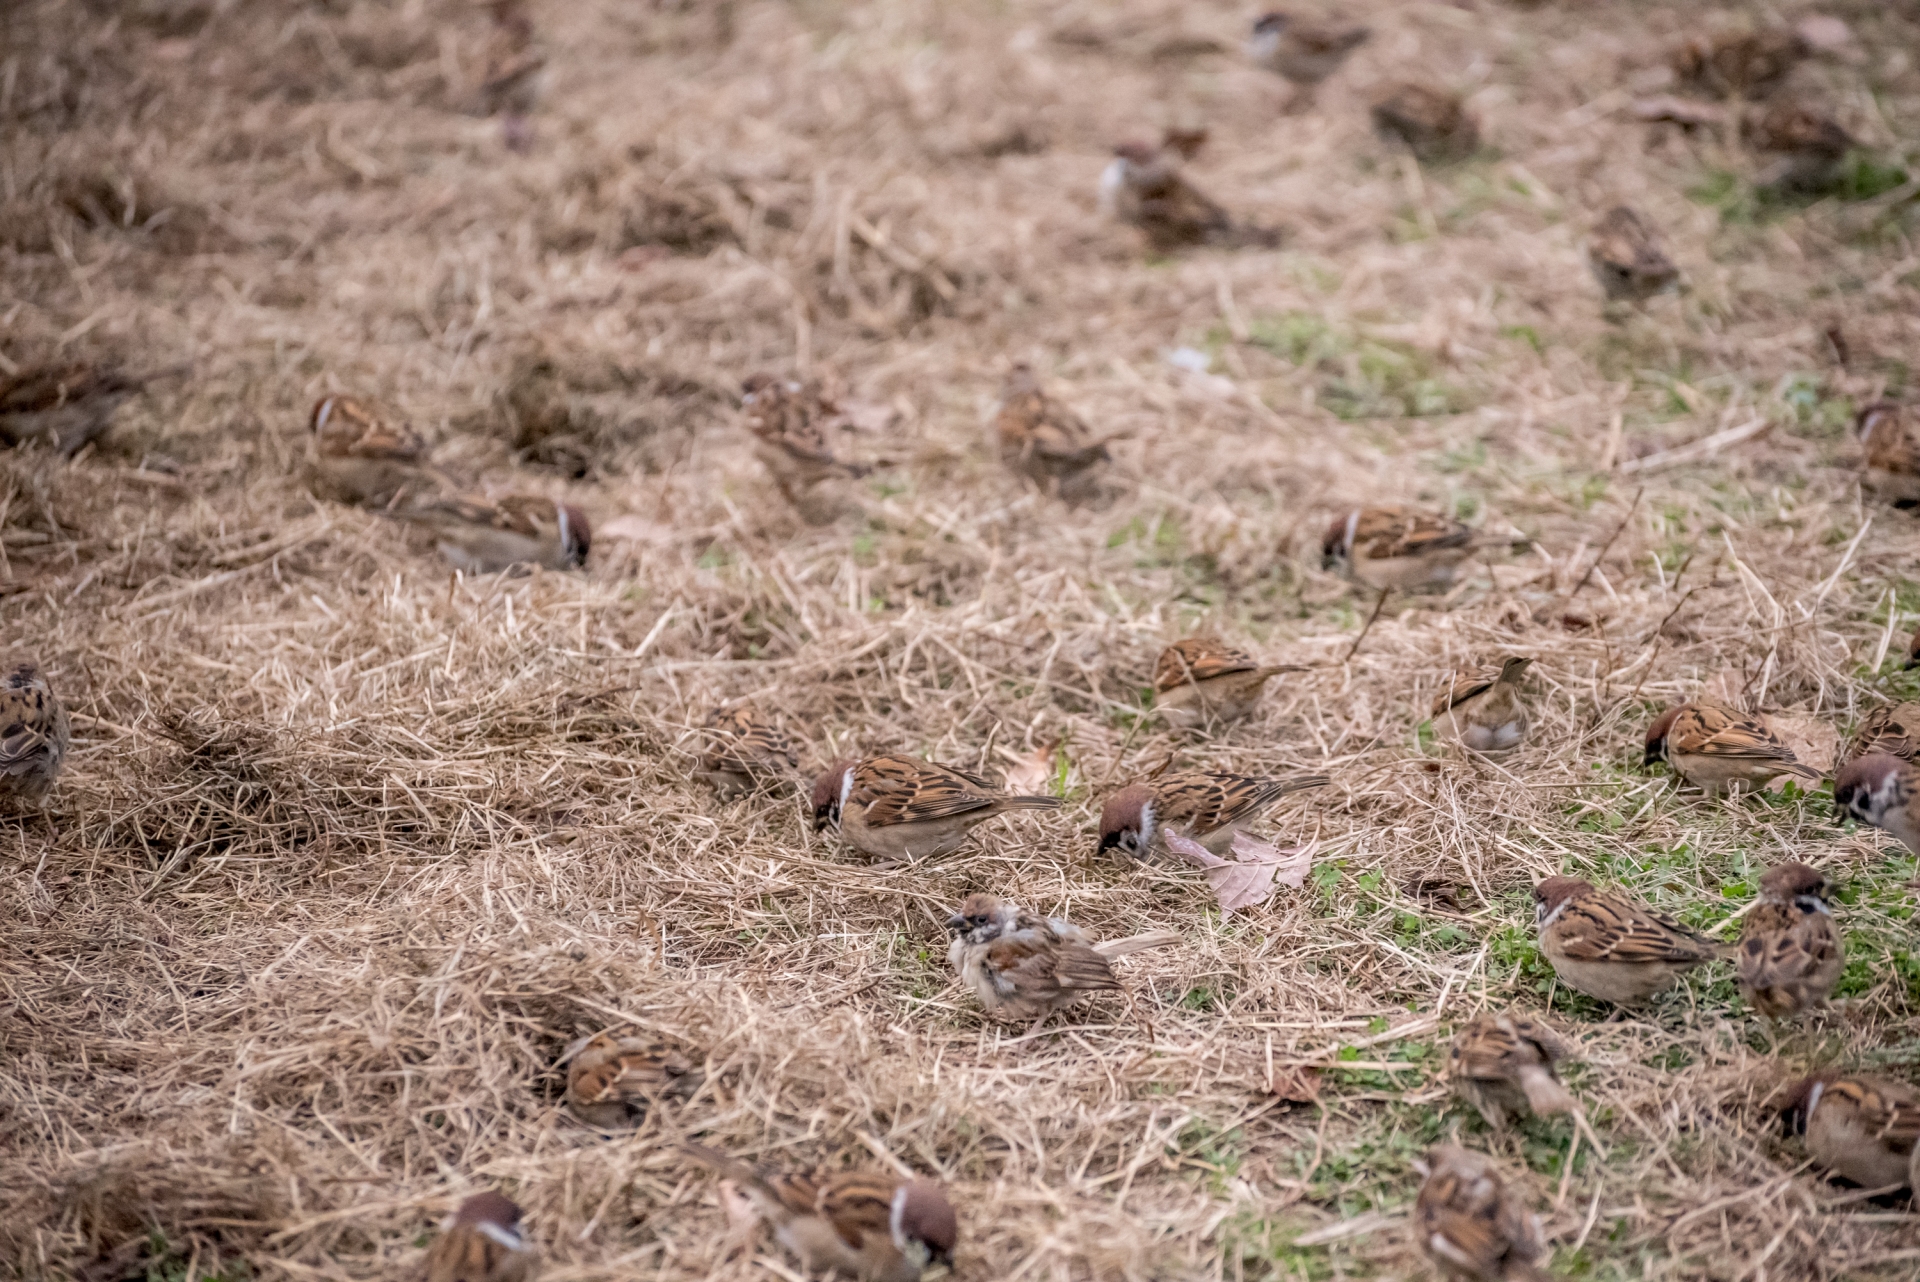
[999,795,1064,810]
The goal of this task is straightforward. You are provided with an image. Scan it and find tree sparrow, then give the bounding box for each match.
[0,659,70,805]
[741,375,870,525]
[425,1192,538,1282]
[479,0,545,149]
[1737,862,1842,1022]
[1322,506,1510,594]
[1670,28,1807,100]
[306,395,447,510]
[1744,99,1852,190]
[992,364,1111,504]
[0,361,150,457]
[391,494,590,574]
[1781,1072,1920,1191]
[697,702,801,797]
[1152,636,1304,731]
[1835,752,1920,855]
[1097,770,1329,860]
[1411,1145,1550,1282]
[566,1032,701,1128]
[945,892,1180,1022]
[681,1143,957,1282]
[1587,206,1681,303]
[1643,702,1823,797]
[1370,84,1479,165]
[1246,12,1369,110]
[1534,876,1730,1006]
[1853,402,1920,505]
[1099,143,1275,253]
[1433,657,1533,754]
[811,755,1062,861]
[1843,703,1920,765]
[1448,1013,1576,1128]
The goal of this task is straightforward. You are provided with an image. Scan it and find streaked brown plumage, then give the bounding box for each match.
[1096,770,1329,860]
[1322,506,1508,593]
[1433,657,1533,753]
[1745,98,1852,189]
[1247,11,1368,110]
[1844,703,1920,766]
[0,659,70,806]
[1412,1145,1549,1281]
[1449,1013,1575,1128]
[566,1032,700,1128]
[992,364,1111,503]
[1737,862,1842,1021]
[1371,84,1478,164]
[0,361,150,457]
[697,702,801,796]
[1534,876,1729,1006]
[945,892,1179,1021]
[306,395,447,509]
[1587,206,1680,303]
[1782,1072,1920,1190]
[1099,143,1275,252]
[1643,702,1823,797]
[424,1192,537,1282]
[1152,636,1302,730]
[1835,752,1920,856]
[391,493,589,574]
[811,755,1061,861]
[741,375,869,524]
[1670,28,1807,100]
[1854,402,1920,505]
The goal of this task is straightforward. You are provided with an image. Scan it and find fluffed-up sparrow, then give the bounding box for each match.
[1098,143,1276,253]
[306,395,446,510]
[1835,752,1920,855]
[1587,206,1681,303]
[0,361,153,458]
[1744,98,1852,190]
[1246,12,1369,111]
[1322,506,1510,593]
[1843,703,1920,765]
[945,892,1180,1022]
[1854,402,1920,505]
[681,1143,957,1282]
[1448,1012,1576,1128]
[811,755,1061,861]
[992,364,1112,504]
[1097,770,1329,861]
[1370,84,1479,164]
[1534,876,1729,1006]
[1411,1145,1550,1282]
[741,375,870,525]
[1737,862,1842,1022]
[0,659,69,806]
[1781,1072,1920,1191]
[1152,636,1304,731]
[1433,657,1533,754]
[1643,702,1823,797]
[425,1192,538,1282]
[566,1031,700,1128]
[1670,28,1807,100]
[391,494,589,574]
[697,702,801,797]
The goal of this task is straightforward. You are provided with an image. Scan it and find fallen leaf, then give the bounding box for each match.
[1164,831,1314,915]
[1267,1065,1322,1104]
[1232,830,1314,888]
[1000,738,1059,796]
[717,1178,760,1235]
[1768,713,1839,774]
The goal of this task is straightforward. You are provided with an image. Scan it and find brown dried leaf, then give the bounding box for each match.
[1267,1065,1322,1104]
[1165,832,1314,915]
[1000,738,1058,796]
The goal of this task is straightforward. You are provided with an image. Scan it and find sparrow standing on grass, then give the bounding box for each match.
[565,1032,700,1128]
[306,395,446,510]
[1835,752,1920,856]
[1246,12,1369,111]
[741,375,870,525]
[1151,636,1303,730]
[1433,658,1533,754]
[1096,770,1329,860]
[1370,84,1479,164]
[1737,862,1842,1022]
[1587,206,1681,303]
[1643,702,1823,797]
[392,494,589,574]
[1854,402,1920,506]
[1843,703,1920,765]
[681,1144,958,1282]
[697,702,801,797]
[945,892,1180,1022]
[1744,99,1853,190]
[992,364,1111,504]
[1448,1013,1576,1128]
[425,1192,538,1282]
[811,755,1061,861]
[1534,876,1729,1006]
[1099,143,1275,252]
[1781,1072,1920,1191]
[1412,1145,1550,1282]
[1322,506,1508,594]
[0,660,69,806]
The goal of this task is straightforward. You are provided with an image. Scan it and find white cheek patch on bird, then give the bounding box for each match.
[1164,831,1314,915]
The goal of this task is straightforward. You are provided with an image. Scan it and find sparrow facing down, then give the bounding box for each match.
[1855,402,1920,506]
[391,494,589,574]
[1152,636,1304,731]
[1433,657,1533,754]
[306,395,446,510]
[1247,12,1369,109]
[1843,703,1920,766]
[992,364,1111,504]
[1098,143,1277,253]
[1835,752,1920,856]
[1534,876,1729,1006]
[697,702,801,797]
[811,755,1061,861]
[1370,84,1479,164]
[1671,28,1807,100]
[1781,1072,1920,1191]
[1737,862,1842,1022]
[1744,99,1853,190]
[945,892,1180,1021]
[1322,506,1509,594]
[741,375,870,525]
[1096,770,1330,860]
[566,1032,701,1128]
[1412,1145,1550,1282]
[681,1144,957,1282]
[1587,206,1681,303]
[1448,1013,1576,1128]
[1643,702,1823,797]
[0,659,69,806]
[425,1192,538,1282]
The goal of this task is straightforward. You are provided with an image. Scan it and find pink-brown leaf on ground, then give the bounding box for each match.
[717,1178,760,1236]
[1000,738,1058,796]
[1268,1064,1322,1104]
[1164,832,1314,915]
[1232,830,1314,888]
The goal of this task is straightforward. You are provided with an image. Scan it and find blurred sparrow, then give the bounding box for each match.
[1097,770,1329,860]
[681,1144,957,1282]
[0,659,69,805]
[1643,702,1823,797]
[697,702,800,797]
[1587,206,1680,303]
[1160,121,1209,162]
[1433,657,1533,753]
[1321,506,1504,594]
[1910,621,1920,670]
[1843,703,1920,765]
[479,0,546,149]
[1412,1145,1549,1282]
[0,361,157,458]
[1370,84,1478,164]
[1737,862,1842,1022]
[1670,28,1807,100]
[566,1031,700,1128]
[425,1192,538,1282]
[1099,143,1275,253]
[1781,1072,1920,1190]
[1246,12,1369,110]
[1744,98,1852,190]
[1448,1013,1576,1128]
[811,755,1061,861]
[1835,752,1920,855]
[1152,636,1303,731]
[741,375,869,525]
[945,892,1180,1021]
[392,494,589,574]
[992,364,1112,503]
[1853,401,1920,505]
[1534,876,1729,1006]
[306,395,446,510]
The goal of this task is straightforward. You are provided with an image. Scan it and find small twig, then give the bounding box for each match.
[1566,487,1642,600]
[1344,587,1390,663]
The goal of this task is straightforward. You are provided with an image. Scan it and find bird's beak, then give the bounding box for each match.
[945,914,966,933]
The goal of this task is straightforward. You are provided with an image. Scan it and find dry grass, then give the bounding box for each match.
[5,0,1920,1279]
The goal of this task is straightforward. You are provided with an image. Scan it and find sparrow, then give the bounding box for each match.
[1586,206,1681,303]
[1737,862,1843,1022]
[1744,98,1852,190]
[1781,1072,1920,1190]
[1835,752,1920,855]
[424,1191,538,1282]
[811,755,1061,861]
[479,0,545,149]
[681,1143,957,1282]
[1321,506,1509,594]
[0,659,70,805]
[1910,621,1920,670]
[391,494,589,574]
[1855,401,1920,505]
[0,361,152,457]
[1533,876,1730,1006]
[1370,83,1479,165]
[1152,636,1303,731]
[1433,657,1533,754]
[1842,703,1920,766]
[945,892,1180,1022]
[741,375,870,525]
[1643,702,1823,797]
[566,1031,701,1128]
[1096,770,1330,860]
[305,395,446,510]
[991,364,1112,503]
[1246,12,1369,109]
[1159,122,1209,162]
[1098,143,1276,253]
[1411,1145,1550,1282]
[697,702,801,797]
[1670,28,1807,100]
[1448,1013,1576,1128]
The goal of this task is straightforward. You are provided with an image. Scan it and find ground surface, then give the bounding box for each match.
[5,0,1920,1279]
